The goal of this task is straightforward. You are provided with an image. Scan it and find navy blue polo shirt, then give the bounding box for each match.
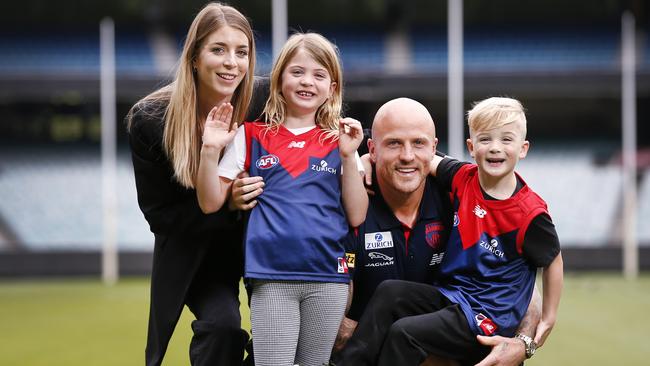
[346,175,453,321]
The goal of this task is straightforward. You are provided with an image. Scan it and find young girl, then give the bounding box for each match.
[197,32,368,366]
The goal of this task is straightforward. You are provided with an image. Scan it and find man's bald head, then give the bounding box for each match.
[371,98,436,141]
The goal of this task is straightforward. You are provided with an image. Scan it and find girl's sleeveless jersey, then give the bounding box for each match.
[243,122,350,283]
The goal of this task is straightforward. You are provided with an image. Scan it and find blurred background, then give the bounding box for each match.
[0,0,648,273]
[1,1,649,365]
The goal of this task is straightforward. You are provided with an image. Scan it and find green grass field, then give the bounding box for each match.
[0,273,648,365]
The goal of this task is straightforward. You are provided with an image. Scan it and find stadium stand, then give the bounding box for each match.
[1,22,649,262]
[516,146,624,247]
[412,26,619,73]
[0,30,154,75]
[0,147,152,251]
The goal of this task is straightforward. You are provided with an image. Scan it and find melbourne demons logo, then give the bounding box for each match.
[256,154,279,169]
[425,221,444,249]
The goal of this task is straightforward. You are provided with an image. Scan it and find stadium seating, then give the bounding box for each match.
[1,25,648,251]
[515,146,624,247]
[412,26,619,73]
[0,25,628,77]
[0,147,152,251]
[0,30,154,75]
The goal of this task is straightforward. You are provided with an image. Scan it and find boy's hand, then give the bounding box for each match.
[202,103,237,151]
[338,117,364,158]
[534,318,554,348]
[229,171,264,211]
[360,153,375,195]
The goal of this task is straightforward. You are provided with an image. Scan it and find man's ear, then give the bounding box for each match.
[368,138,377,163]
[466,138,474,158]
[432,137,439,154]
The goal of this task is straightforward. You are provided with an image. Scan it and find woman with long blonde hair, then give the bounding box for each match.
[126,3,256,365]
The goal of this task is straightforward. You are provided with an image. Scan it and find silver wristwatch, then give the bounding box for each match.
[515,333,537,359]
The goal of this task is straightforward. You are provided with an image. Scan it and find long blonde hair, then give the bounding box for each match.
[261,32,343,141]
[128,2,256,188]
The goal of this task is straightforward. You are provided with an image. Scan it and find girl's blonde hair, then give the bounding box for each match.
[127,2,256,188]
[262,32,343,140]
[467,97,527,138]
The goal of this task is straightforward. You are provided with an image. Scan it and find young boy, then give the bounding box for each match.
[337,97,563,366]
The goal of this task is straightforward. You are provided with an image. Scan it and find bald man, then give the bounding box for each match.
[333,98,539,366]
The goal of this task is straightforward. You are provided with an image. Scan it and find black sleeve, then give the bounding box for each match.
[436,157,469,192]
[127,106,236,237]
[522,214,561,268]
[246,76,270,121]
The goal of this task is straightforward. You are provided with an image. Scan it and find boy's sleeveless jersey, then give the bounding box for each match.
[243,122,350,283]
[438,164,549,337]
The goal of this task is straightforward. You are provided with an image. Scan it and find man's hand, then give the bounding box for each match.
[474,335,526,366]
[332,317,358,355]
[228,171,264,211]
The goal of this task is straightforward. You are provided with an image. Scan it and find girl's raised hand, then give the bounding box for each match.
[202,103,237,150]
[338,117,364,158]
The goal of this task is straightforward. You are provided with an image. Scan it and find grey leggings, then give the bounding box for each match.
[250,280,349,366]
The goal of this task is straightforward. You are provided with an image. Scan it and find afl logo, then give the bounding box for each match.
[256,154,279,169]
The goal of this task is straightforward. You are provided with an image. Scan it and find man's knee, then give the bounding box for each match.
[375,279,409,301]
[386,317,412,343]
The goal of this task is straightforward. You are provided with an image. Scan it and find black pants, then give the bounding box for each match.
[337,280,489,366]
[145,229,248,366]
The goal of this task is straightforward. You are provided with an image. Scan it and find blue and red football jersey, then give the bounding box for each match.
[242,122,350,283]
[438,164,549,337]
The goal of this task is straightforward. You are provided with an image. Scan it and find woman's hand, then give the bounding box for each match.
[202,103,237,151]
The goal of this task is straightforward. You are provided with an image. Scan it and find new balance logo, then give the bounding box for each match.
[287,141,306,148]
[473,205,487,218]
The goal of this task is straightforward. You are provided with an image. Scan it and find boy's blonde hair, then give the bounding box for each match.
[127,3,256,188]
[467,97,527,138]
[262,32,343,140]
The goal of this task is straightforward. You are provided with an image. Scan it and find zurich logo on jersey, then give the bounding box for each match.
[479,237,505,258]
[256,154,279,169]
[365,231,394,250]
[311,159,337,174]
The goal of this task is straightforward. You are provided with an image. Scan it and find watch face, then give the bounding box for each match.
[526,341,537,358]
[516,334,536,358]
